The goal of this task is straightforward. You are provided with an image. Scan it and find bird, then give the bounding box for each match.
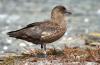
[7,5,72,51]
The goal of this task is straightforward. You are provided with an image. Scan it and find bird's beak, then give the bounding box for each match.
[66,11,72,15]
[65,10,72,15]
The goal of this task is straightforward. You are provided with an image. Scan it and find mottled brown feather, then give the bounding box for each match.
[7,5,71,48]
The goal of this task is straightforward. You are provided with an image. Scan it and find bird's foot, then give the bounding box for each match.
[27,48,47,58]
[36,50,47,58]
[43,51,48,58]
[28,49,37,57]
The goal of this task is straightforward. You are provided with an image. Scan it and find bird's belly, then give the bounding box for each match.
[41,30,66,43]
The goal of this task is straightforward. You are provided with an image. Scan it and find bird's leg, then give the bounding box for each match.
[41,44,47,58]
[43,44,47,58]
[41,44,46,50]
[41,44,43,49]
[43,44,46,51]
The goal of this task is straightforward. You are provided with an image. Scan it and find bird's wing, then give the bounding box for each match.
[25,20,49,28]
[21,22,59,42]
[8,22,44,41]
[25,22,43,28]
[21,25,43,40]
[40,25,59,41]
[24,23,56,39]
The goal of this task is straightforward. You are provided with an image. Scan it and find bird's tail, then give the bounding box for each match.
[7,31,16,37]
[7,30,21,38]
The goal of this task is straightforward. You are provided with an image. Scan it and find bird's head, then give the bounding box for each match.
[51,5,72,19]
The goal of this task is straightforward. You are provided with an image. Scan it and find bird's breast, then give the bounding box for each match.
[41,27,66,43]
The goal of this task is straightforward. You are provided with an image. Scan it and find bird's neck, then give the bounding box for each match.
[51,16,67,28]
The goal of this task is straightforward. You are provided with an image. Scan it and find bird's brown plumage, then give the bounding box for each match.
[7,5,71,49]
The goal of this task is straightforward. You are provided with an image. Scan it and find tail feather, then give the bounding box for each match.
[7,30,29,41]
[7,29,26,39]
[7,31,17,37]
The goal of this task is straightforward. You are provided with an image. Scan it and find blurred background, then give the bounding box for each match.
[0,0,100,54]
